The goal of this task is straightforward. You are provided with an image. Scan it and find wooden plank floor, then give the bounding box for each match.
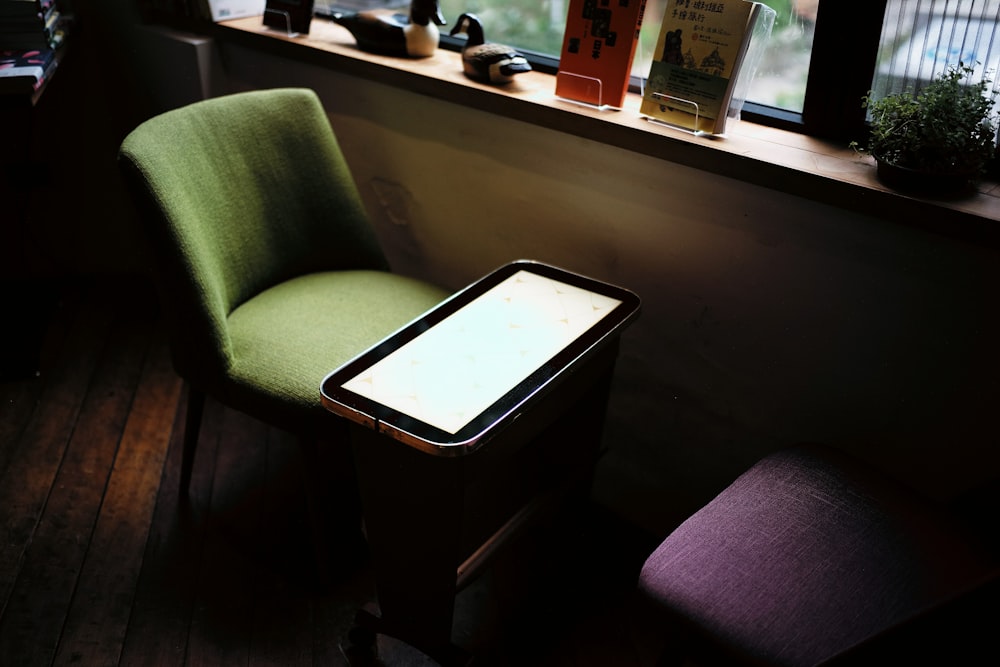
[0,276,661,666]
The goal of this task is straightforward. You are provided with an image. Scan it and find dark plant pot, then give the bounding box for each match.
[874,157,979,199]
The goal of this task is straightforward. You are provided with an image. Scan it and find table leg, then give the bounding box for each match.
[350,425,469,664]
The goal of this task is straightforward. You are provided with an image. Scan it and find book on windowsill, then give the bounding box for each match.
[640,0,767,135]
[555,0,647,109]
[0,47,57,95]
[201,0,265,22]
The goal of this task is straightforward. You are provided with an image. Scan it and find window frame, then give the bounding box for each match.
[796,0,889,142]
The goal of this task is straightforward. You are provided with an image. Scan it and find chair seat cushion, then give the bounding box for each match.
[637,444,995,667]
[222,270,449,426]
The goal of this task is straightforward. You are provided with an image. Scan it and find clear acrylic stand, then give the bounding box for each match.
[637,2,777,137]
[727,4,776,123]
[644,93,704,136]
[555,71,618,111]
[263,9,300,38]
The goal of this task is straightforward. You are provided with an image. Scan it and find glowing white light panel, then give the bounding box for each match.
[340,270,622,434]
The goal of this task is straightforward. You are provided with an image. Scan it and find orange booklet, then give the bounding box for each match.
[555,0,647,108]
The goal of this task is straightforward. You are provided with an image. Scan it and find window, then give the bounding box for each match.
[873,1,1000,106]
[320,1,1000,143]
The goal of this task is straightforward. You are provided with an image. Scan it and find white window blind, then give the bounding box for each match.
[873,0,1000,100]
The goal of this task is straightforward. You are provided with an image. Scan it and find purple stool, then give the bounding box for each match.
[637,444,998,666]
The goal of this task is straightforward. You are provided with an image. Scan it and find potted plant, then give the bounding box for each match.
[854,62,999,197]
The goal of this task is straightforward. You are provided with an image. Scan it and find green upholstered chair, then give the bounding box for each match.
[118,88,450,569]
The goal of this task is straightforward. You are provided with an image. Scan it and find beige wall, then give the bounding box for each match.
[153,40,1000,534]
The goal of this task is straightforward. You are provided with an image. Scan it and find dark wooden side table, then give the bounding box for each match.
[320,260,641,665]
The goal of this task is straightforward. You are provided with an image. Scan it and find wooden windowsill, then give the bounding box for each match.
[214,15,1000,247]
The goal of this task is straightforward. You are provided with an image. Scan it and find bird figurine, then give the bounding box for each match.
[331,0,446,58]
[449,13,532,85]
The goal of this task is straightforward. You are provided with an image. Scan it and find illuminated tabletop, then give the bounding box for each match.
[321,260,641,455]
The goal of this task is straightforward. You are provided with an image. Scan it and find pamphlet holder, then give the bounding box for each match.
[726,4,777,123]
[637,2,777,137]
[263,9,300,37]
[554,71,616,111]
[643,93,704,136]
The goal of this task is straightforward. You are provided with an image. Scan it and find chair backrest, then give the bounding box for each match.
[118,88,389,385]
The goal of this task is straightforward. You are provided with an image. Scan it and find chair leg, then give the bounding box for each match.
[180,387,206,496]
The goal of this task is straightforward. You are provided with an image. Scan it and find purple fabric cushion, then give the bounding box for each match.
[638,445,994,667]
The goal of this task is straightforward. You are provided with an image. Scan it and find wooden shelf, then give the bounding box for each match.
[214,16,1000,247]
